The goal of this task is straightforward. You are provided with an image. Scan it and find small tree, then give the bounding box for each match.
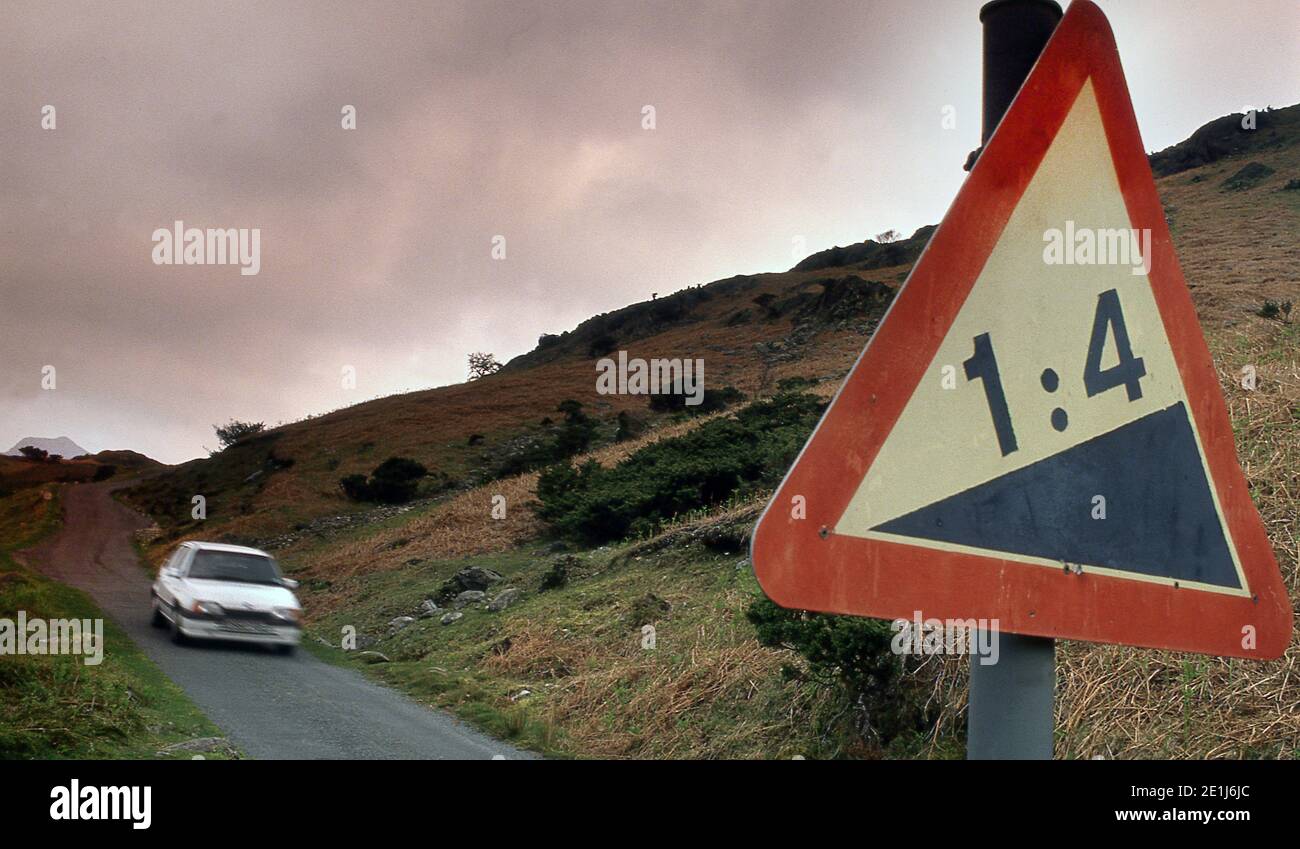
[214,420,265,449]
[875,229,901,244]
[18,445,48,461]
[467,352,502,380]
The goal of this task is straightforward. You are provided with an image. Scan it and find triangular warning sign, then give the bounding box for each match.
[751,0,1291,658]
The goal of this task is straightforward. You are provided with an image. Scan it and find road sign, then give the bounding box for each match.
[751,0,1291,659]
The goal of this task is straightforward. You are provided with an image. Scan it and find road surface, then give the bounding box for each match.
[21,481,528,760]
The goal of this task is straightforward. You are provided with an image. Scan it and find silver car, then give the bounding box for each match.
[151,541,303,654]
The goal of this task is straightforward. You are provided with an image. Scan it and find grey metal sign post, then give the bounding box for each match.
[965,0,1062,761]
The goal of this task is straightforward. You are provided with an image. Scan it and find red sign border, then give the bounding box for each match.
[750,0,1291,659]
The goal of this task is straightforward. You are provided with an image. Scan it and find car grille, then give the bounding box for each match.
[221,608,281,624]
[218,620,275,635]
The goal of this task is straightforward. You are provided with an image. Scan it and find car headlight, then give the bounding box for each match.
[272,607,303,624]
[191,601,224,616]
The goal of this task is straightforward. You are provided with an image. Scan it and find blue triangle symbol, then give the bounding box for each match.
[873,402,1240,589]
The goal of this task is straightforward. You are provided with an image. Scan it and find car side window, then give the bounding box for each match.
[166,546,191,576]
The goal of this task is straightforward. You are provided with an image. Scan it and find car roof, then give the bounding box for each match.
[182,541,273,557]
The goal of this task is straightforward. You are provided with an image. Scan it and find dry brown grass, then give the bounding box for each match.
[481,627,586,680]
[1158,151,1300,329]
[486,621,838,759]
[1052,320,1300,759]
[305,473,544,583]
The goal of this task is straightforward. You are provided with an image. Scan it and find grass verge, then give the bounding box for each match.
[0,486,235,759]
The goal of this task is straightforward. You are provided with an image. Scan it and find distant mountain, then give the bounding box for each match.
[6,436,88,458]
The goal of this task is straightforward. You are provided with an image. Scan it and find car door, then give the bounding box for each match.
[157,546,191,608]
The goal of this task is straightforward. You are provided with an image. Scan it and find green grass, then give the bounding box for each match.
[0,486,234,760]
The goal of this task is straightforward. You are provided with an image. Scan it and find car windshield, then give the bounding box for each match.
[187,551,281,585]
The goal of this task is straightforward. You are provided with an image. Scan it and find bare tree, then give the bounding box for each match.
[467,352,502,381]
[875,229,901,244]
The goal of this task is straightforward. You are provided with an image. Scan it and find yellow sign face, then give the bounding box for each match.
[834,81,1246,596]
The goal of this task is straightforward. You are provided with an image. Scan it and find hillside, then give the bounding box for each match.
[124,104,1300,758]
[0,449,161,500]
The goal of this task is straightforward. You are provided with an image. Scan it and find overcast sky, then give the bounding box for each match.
[2,0,1296,463]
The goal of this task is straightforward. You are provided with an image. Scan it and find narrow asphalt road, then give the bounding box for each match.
[21,481,529,760]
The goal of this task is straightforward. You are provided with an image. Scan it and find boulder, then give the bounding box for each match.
[416,599,440,618]
[453,590,487,609]
[440,611,463,626]
[386,616,415,636]
[539,555,576,591]
[488,588,522,612]
[437,566,504,602]
[456,566,503,591]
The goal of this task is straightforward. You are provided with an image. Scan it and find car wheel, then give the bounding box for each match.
[150,598,167,628]
[275,644,295,656]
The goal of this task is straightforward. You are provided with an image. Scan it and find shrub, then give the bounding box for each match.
[1220,161,1275,192]
[776,376,815,392]
[615,410,644,442]
[368,457,428,503]
[339,457,429,504]
[213,420,265,449]
[92,465,117,482]
[17,446,48,461]
[554,400,597,457]
[339,474,371,502]
[535,392,825,543]
[746,598,932,746]
[647,384,744,415]
[588,333,618,358]
[1258,300,1292,321]
[491,401,599,478]
[371,456,427,482]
